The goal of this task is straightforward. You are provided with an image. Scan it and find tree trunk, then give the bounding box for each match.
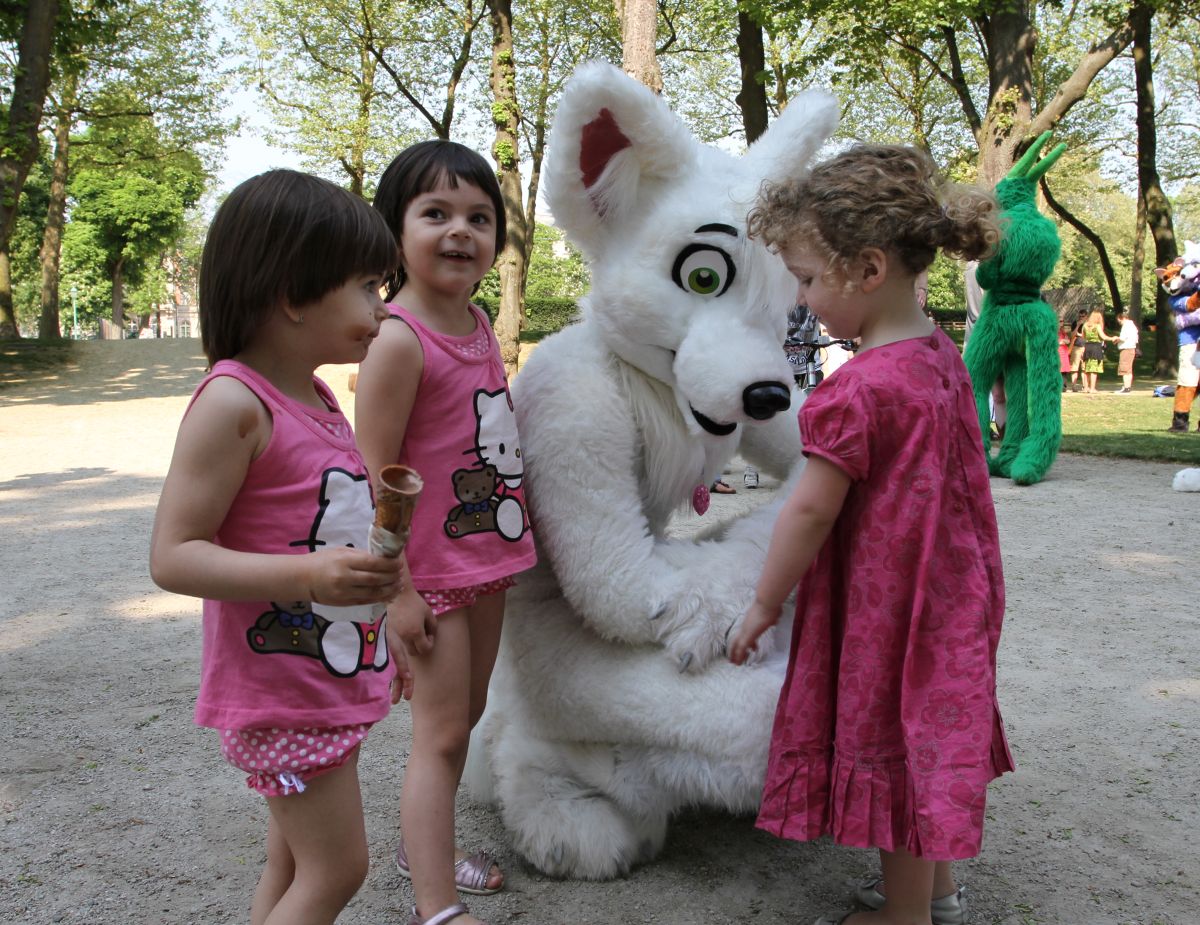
[0,0,60,339]
[1132,192,1146,326]
[487,0,526,377]
[968,5,1132,187]
[766,30,789,112]
[1131,3,1178,377]
[39,81,76,341]
[974,8,1036,186]
[736,8,768,143]
[0,249,14,337]
[617,0,662,93]
[520,115,547,305]
[112,257,126,331]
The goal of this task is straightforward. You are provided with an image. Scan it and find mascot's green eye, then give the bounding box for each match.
[672,243,735,298]
[688,267,720,294]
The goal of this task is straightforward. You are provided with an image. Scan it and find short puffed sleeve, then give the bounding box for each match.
[798,374,871,482]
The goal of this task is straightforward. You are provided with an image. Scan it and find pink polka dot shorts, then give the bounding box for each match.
[418,576,516,616]
[220,723,371,797]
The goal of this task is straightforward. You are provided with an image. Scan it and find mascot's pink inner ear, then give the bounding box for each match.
[580,108,631,189]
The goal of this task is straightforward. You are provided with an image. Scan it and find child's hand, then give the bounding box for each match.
[729,599,782,666]
[304,547,402,605]
[389,643,414,703]
[387,590,438,658]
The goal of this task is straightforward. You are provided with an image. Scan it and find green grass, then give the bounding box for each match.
[1056,335,1200,464]
[1060,387,1200,463]
[938,324,1200,464]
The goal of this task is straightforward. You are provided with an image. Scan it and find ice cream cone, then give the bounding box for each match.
[371,464,422,558]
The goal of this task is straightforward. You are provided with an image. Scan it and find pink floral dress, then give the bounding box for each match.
[756,329,1014,861]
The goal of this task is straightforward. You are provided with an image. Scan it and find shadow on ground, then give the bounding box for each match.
[1,339,208,406]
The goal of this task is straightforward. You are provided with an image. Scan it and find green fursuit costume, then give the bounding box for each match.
[963,133,1066,486]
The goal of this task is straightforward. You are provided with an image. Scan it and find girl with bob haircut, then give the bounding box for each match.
[731,145,1010,925]
[151,169,402,925]
[356,140,536,925]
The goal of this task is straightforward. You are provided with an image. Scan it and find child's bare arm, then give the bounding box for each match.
[149,378,400,605]
[729,455,850,664]
[355,319,422,484]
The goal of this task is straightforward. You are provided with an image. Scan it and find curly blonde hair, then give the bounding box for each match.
[747,144,1001,289]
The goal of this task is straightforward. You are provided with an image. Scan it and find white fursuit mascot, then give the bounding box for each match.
[467,61,839,879]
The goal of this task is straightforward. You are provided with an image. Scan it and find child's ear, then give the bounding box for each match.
[858,247,887,293]
[280,301,304,325]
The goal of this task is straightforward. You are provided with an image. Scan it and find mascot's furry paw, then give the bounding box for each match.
[654,584,737,673]
[1172,468,1200,491]
[653,563,779,671]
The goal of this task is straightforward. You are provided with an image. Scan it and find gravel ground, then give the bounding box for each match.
[1,339,1197,925]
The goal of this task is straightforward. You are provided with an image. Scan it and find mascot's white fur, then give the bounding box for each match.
[467,62,839,879]
[1175,352,1200,490]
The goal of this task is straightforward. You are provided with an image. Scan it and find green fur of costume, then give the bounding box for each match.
[963,132,1065,486]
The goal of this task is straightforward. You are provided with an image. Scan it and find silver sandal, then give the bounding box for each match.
[407,903,478,925]
[855,876,968,925]
[395,839,503,896]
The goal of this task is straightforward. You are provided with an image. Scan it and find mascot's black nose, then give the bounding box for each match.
[743,381,791,420]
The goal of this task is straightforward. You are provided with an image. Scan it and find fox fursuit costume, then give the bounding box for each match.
[465,62,839,879]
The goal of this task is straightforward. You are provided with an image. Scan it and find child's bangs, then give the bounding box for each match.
[414,151,498,202]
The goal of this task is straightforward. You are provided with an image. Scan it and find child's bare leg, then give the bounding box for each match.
[841,847,934,924]
[873,859,957,902]
[932,861,956,898]
[466,590,505,732]
[259,752,369,925]
[402,608,487,923]
[251,816,294,925]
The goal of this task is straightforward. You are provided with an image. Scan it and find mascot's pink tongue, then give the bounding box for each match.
[692,483,710,515]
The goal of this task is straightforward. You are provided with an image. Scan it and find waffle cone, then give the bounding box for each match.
[374,465,423,534]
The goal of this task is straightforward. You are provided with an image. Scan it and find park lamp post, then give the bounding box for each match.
[70,285,79,339]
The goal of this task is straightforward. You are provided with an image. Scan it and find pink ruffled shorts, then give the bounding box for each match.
[220,723,370,797]
[418,576,516,616]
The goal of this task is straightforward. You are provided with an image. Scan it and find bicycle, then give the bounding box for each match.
[784,305,856,393]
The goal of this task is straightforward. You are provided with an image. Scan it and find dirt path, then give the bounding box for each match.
[1,339,1196,925]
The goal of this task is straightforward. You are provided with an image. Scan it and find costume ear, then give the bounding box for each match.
[544,61,696,256]
[741,88,839,188]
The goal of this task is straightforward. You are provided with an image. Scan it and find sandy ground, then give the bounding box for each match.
[1,338,1197,925]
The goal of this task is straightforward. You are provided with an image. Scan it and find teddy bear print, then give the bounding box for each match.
[444,465,499,538]
[246,600,387,678]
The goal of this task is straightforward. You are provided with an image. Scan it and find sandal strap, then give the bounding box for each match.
[453,850,497,892]
[418,903,469,925]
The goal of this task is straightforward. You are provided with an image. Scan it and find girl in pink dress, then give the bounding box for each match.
[355,141,536,925]
[150,171,402,925]
[730,145,1012,925]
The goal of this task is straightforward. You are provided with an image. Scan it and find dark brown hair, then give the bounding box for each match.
[372,140,506,300]
[748,144,1000,288]
[199,170,397,365]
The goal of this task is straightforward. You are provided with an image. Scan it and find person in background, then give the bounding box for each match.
[1114,308,1139,394]
[1057,320,1072,391]
[1080,308,1118,393]
[1068,313,1086,392]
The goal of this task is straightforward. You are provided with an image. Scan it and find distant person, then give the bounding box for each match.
[1068,314,1086,391]
[149,170,403,925]
[1080,308,1118,393]
[1114,308,1139,394]
[733,143,1008,925]
[1058,320,1072,391]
